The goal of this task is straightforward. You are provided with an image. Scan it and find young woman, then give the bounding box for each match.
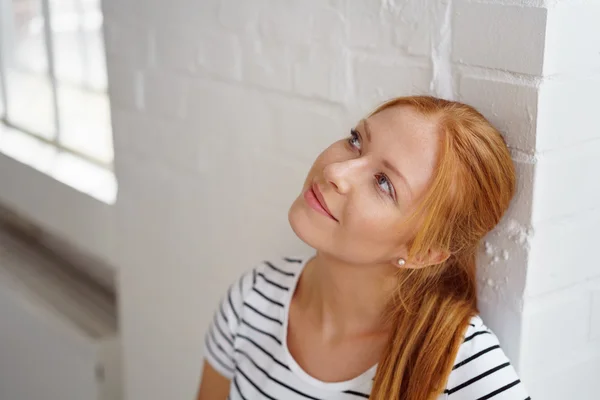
[197,96,531,400]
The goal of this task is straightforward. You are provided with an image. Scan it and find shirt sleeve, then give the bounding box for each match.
[203,268,255,379]
[444,324,531,400]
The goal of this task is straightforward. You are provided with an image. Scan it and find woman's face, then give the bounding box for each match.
[288,105,441,265]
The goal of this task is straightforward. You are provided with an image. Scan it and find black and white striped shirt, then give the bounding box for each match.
[204,256,530,399]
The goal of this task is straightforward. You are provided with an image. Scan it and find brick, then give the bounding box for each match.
[477,218,530,313]
[103,19,153,69]
[274,100,346,161]
[453,2,547,74]
[153,26,198,73]
[241,39,293,92]
[476,303,524,367]
[239,153,308,211]
[528,209,600,296]
[292,45,350,103]
[352,55,431,111]
[458,76,539,152]
[101,0,148,26]
[532,140,600,223]
[186,80,277,160]
[110,111,203,173]
[544,4,600,76]
[219,0,263,33]
[258,1,313,45]
[143,73,190,120]
[310,5,345,45]
[522,291,591,371]
[144,0,220,29]
[592,289,600,341]
[390,0,433,56]
[504,159,535,226]
[259,1,345,46]
[536,77,600,151]
[153,25,241,80]
[235,203,304,266]
[109,110,131,153]
[197,30,241,81]
[105,63,144,111]
[345,0,393,49]
[526,356,600,400]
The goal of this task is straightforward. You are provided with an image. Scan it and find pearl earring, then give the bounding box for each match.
[397,258,406,266]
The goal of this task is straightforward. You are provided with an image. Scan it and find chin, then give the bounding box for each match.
[288,194,330,252]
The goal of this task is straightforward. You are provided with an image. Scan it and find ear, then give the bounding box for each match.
[423,247,451,266]
[398,248,451,269]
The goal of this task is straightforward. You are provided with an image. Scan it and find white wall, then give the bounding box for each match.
[94,0,598,399]
[521,2,600,398]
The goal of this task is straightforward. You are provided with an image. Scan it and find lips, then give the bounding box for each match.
[312,183,337,221]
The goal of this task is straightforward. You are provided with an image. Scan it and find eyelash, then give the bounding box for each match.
[347,129,396,201]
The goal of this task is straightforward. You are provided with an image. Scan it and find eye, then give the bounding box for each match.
[375,173,395,199]
[348,129,361,151]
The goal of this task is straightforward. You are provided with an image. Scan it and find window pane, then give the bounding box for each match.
[51,0,106,89]
[4,0,56,139]
[0,71,5,117]
[84,0,107,91]
[51,0,84,85]
[57,83,112,164]
[51,0,111,164]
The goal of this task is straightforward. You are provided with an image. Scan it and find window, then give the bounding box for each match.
[0,0,114,185]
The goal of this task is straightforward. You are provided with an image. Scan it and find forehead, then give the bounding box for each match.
[363,105,441,199]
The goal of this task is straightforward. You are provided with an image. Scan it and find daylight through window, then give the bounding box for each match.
[0,0,113,169]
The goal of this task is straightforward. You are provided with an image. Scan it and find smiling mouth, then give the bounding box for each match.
[304,183,338,221]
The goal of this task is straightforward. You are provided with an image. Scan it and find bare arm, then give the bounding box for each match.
[196,360,231,400]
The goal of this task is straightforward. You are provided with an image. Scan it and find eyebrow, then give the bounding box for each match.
[383,160,413,198]
[362,119,372,142]
[362,119,413,198]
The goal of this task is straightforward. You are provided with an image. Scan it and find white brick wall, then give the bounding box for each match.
[458,76,538,152]
[524,1,600,398]
[543,3,600,76]
[96,0,600,398]
[453,1,547,75]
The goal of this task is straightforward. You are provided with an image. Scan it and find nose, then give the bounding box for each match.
[322,158,366,194]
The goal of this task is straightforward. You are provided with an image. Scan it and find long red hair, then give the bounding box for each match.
[369,96,516,399]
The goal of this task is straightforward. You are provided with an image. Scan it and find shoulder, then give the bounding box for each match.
[253,256,305,286]
[208,256,306,334]
[225,256,306,307]
[443,315,530,399]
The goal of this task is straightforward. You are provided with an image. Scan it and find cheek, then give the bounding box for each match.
[343,195,400,242]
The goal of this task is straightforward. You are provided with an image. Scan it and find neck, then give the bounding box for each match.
[297,251,398,339]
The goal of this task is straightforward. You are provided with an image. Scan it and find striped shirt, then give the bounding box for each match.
[204,256,530,399]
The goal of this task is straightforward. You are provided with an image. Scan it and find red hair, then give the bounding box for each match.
[369,96,516,399]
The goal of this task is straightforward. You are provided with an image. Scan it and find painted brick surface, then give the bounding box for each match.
[536,76,600,151]
[544,3,600,76]
[352,55,432,110]
[526,354,600,400]
[527,208,600,296]
[591,289,600,342]
[458,76,538,152]
[522,290,591,372]
[532,140,600,223]
[453,2,547,74]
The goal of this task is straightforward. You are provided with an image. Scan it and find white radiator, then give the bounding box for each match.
[0,228,121,400]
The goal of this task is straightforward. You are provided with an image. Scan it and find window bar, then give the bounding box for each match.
[0,43,9,123]
[1,118,112,171]
[74,0,90,87]
[40,0,61,145]
[0,1,9,121]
